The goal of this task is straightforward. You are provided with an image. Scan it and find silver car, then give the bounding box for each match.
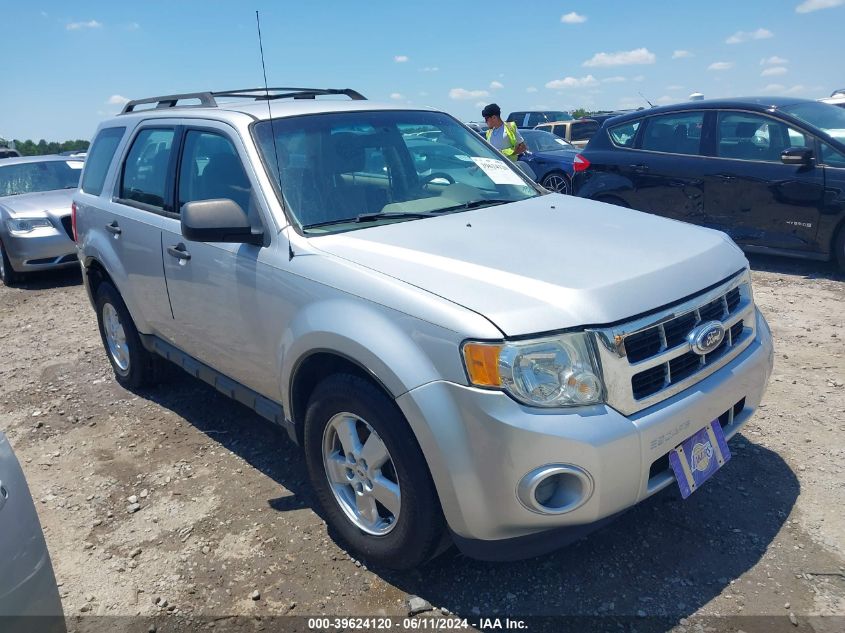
[0,432,64,631]
[0,156,83,285]
[74,88,774,569]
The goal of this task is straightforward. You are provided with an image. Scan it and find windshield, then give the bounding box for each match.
[780,102,845,142]
[522,130,576,153]
[253,110,538,234]
[0,160,82,197]
[543,112,572,122]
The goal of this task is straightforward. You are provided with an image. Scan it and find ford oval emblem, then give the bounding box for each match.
[688,321,725,356]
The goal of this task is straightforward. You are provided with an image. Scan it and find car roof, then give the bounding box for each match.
[0,154,84,167]
[604,97,821,125]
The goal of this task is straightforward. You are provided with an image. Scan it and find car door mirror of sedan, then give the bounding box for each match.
[781,147,814,167]
[181,199,264,245]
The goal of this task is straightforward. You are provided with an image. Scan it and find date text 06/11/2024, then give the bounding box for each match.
[306,617,529,630]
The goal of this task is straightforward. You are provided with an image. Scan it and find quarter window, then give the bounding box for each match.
[120,128,175,209]
[641,112,705,155]
[716,112,809,162]
[608,120,641,148]
[81,127,125,196]
[821,143,845,168]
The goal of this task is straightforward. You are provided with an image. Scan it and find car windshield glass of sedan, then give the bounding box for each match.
[253,110,538,233]
[0,160,82,197]
[523,131,575,153]
[780,102,845,142]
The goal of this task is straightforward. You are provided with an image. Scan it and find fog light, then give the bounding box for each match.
[517,465,594,515]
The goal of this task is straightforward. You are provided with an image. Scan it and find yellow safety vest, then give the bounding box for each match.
[486,122,520,161]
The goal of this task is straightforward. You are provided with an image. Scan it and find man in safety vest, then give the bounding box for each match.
[482,103,526,162]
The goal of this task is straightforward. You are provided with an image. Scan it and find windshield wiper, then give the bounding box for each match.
[432,199,513,214]
[302,211,429,230]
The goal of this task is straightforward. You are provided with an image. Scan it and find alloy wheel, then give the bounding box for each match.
[542,173,570,194]
[102,302,130,372]
[322,412,401,535]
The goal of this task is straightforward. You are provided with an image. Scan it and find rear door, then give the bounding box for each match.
[623,110,709,225]
[160,122,281,398]
[703,110,824,252]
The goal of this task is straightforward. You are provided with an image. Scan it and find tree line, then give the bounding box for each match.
[3,139,90,156]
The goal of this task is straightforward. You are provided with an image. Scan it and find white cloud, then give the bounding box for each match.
[761,56,788,65]
[796,0,844,13]
[561,11,587,24]
[66,19,102,30]
[107,95,130,105]
[419,66,439,72]
[394,55,409,63]
[449,88,489,100]
[762,83,787,93]
[726,28,773,44]
[583,47,656,67]
[761,66,788,77]
[526,86,538,93]
[708,61,735,71]
[602,76,627,83]
[672,50,693,59]
[545,75,600,89]
[390,93,404,100]
[655,96,675,105]
[489,81,504,90]
[666,84,684,91]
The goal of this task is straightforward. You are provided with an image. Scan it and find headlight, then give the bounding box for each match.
[6,217,54,234]
[462,333,604,407]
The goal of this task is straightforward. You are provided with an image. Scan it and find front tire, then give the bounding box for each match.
[303,373,446,569]
[94,282,162,389]
[0,239,23,286]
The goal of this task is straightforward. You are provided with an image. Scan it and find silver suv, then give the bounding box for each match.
[74,88,774,569]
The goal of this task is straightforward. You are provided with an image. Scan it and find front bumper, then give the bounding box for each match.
[396,309,773,555]
[2,224,76,272]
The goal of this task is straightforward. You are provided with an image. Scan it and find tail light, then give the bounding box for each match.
[573,154,591,173]
[71,201,78,242]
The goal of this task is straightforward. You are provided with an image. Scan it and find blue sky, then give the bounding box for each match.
[1,0,844,141]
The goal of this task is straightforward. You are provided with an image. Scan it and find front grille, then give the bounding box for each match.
[591,273,757,415]
[60,215,74,241]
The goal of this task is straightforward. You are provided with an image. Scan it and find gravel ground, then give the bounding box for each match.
[1,254,843,632]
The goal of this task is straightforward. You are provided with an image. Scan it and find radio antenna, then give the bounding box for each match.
[638,91,655,108]
[255,11,293,258]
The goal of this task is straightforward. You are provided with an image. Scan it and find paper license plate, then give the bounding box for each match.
[668,420,731,499]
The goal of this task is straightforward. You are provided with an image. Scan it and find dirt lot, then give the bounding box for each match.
[1,255,843,632]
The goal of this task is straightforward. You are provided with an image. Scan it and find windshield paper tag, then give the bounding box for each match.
[66,161,83,169]
[470,157,525,185]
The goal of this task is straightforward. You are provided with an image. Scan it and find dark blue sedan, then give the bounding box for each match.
[518,129,582,194]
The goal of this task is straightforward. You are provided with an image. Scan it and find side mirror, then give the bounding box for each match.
[781,147,814,167]
[181,199,263,245]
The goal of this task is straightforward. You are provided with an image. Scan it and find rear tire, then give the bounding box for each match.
[303,373,446,569]
[0,239,23,286]
[94,282,163,389]
[540,171,571,195]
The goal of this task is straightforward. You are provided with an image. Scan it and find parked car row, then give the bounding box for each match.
[573,97,845,270]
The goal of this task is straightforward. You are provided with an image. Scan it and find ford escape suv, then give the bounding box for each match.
[74,87,774,569]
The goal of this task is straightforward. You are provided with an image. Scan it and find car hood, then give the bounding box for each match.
[0,189,75,219]
[310,195,747,336]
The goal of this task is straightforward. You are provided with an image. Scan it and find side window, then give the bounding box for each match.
[178,130,256,224]
[641,112,705,155]
[120,128,175,209]
[821,143,845,168]
[507,112,525,125]
[526,113,543,127]
[716,112,808,162]
[571,121,599,142]
[81,127,125,195]
[608,120,641,148]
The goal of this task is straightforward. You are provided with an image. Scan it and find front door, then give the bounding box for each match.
[703,111,824,252]
[160,125,284,400]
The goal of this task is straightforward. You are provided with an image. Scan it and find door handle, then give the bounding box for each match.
[629,164,649,173]
[167,244,191,262]
[104,221,122,237]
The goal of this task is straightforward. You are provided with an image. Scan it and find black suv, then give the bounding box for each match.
[574,97,845,270]
[507,110,572,129]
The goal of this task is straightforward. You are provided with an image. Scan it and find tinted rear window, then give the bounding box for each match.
[571,121,599,141]
[641,112,704,155]
[81,127,125,195]
[608,120,641,148]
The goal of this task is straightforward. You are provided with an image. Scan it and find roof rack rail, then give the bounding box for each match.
[120,87,366,114]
